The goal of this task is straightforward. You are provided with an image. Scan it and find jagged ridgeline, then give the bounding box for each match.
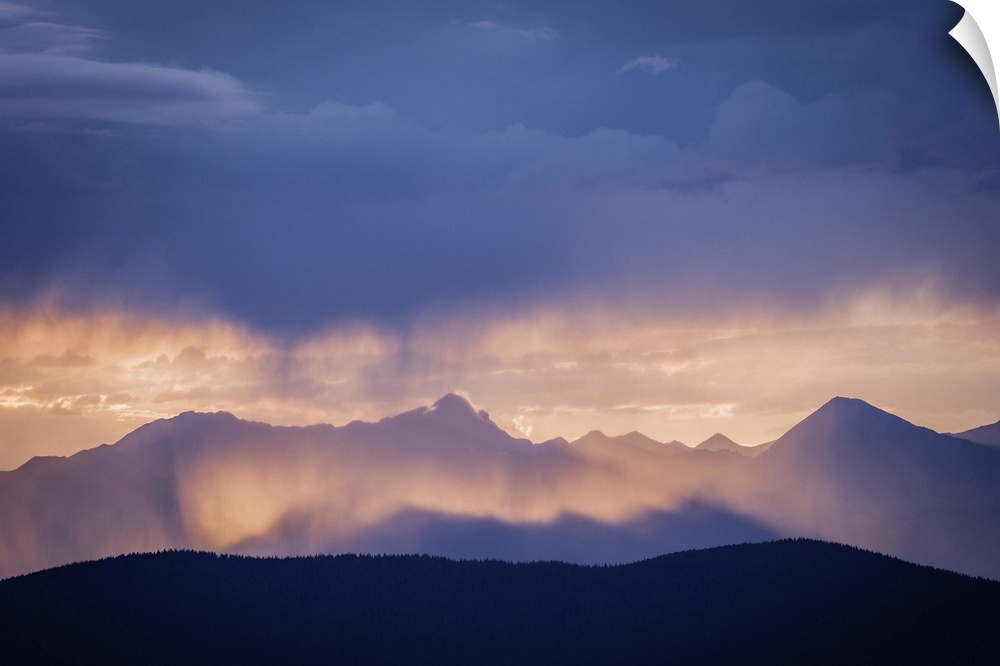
[1,540,998,665]
[3,394,1000,580]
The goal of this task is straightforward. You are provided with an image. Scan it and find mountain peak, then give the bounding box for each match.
[766,396,938,460]
[429,393,486,420]
[812,396,924,434]
[696,433,743,453]
[395,393,504,438]
[431,392,472,409]
[793,396,905,431]
[818,396,880,415]
[569,430,610,447]
[380,394,505,442]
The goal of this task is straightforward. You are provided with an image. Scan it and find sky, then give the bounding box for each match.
[1,0,999,469]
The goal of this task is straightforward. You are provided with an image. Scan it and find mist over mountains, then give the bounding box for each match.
[2,393,1000,580]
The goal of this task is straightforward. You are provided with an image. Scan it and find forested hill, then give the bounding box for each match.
[2,539,998,665]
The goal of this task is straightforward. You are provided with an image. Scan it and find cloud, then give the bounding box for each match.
[0,53,263,125]
[619,54,680,75]
[466,20,557,42]
[0,2,38,21]
[0,2,996,353]
[703,79,890,166]
[0,8,262,126]
[0,21,105,56]
[28,351,95,368]
[2,81,997,334]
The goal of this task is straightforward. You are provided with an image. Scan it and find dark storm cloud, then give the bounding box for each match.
[0,0,998,334]
[0,106,686,329]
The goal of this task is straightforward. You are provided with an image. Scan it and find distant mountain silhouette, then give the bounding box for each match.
[696,432,744,453]
[0,395,726,578]
[569,429,688,461]
[620,430,689,452]
[953,419,1000,448]
[2,393,1000,580]
[756,397,1000,578]
[1,539,997,665]
[765,396,946,456]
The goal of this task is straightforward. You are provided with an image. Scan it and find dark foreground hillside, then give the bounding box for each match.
[2,539,998,665]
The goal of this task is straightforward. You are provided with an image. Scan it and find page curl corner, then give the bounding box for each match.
[950,0,1000,127]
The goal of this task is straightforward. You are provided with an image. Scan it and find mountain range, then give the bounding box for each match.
[2,394,1000,580]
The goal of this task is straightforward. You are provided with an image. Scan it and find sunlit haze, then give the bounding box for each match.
[2,284,998,470]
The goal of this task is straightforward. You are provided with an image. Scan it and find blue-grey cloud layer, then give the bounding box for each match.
[1,0,998,333]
